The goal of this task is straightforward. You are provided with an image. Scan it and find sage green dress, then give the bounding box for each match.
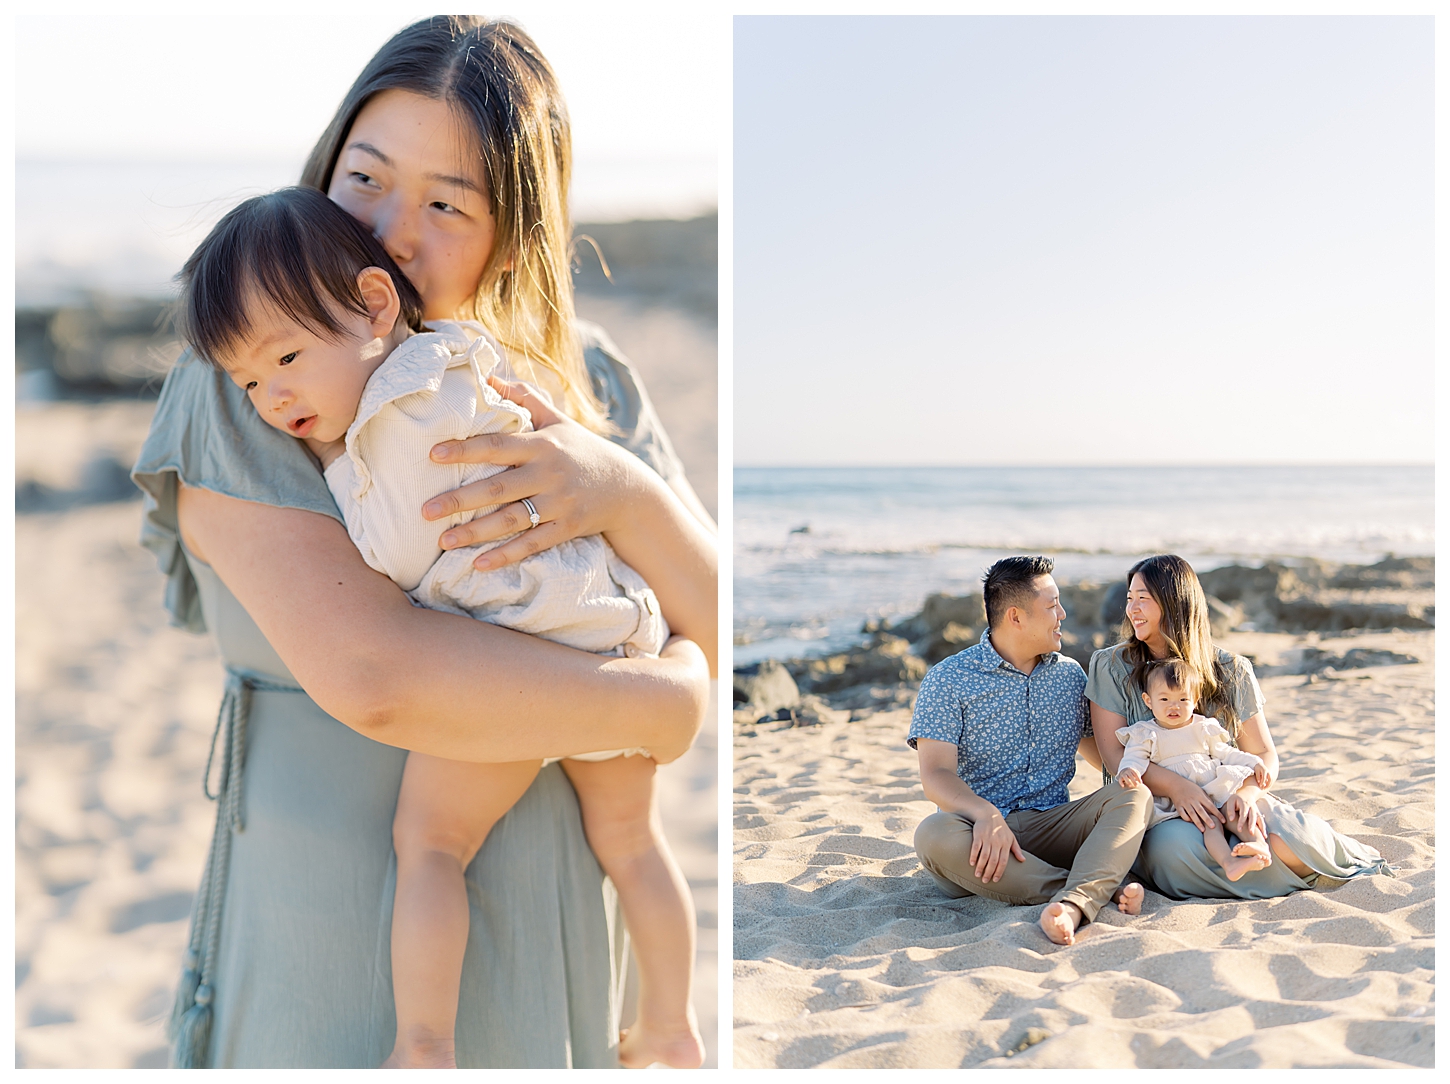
[132,323,688,1068]
[1085,643,1391,901]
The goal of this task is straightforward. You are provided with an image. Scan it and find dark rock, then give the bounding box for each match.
[1198,560,1434,633]
[732,658,800,715]
[1099,582,1128,630]
[1330,555,1434,590]
[891,592,983,640]
[1294,646,1420,675]
[572,215,717,324]
[917,621,979,665]
[799,635,927,695]
[1059,582,1112,629]
[1206,595,1245,638]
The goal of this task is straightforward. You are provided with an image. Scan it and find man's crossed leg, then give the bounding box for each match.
[915,783,1152,943]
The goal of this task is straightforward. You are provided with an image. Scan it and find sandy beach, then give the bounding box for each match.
[14,281,719,1068]
[733,626,1434,1068]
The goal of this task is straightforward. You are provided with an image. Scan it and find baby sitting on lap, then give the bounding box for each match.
[1116,658,1273,881]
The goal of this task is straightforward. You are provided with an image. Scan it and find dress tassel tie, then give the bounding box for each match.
[168,668,302,1068]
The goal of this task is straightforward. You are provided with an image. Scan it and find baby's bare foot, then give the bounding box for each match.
[1221,851,1271,882]
[1038,900,1081,945]
[1232,839,1272,864]
[618,1009,705,1069]
[1111,882,1144,916]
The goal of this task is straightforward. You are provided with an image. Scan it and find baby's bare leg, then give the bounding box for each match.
[561,756,704,1069]
[1223,792,1273,866]
[385,754,541,1069]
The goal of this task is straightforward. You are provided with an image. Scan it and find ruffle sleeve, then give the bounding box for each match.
[130,349,343,632]
[1116,721,1157,776]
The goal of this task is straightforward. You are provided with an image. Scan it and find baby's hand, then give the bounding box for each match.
[1118,768,1141,789]
[1253,763,1271,788]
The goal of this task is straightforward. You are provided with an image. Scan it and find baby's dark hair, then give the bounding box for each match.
[176,186,425,367]
[1143,658,1201,697]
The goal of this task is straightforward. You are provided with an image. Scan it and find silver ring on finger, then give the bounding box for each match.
[520,497,541,529]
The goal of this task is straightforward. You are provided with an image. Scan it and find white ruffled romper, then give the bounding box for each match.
[1116,714,1265,829]
[323,321,668,761]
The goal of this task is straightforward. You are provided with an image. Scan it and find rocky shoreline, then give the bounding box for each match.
[733,555,1433,731]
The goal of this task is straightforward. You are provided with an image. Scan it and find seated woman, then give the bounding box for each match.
[1086,554,1389,901]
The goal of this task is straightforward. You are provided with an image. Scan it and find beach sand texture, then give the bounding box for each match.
[733,630,1434,1068]
[15,290,718,1068]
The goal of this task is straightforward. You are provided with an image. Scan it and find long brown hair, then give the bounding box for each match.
[300,16,607,432]
[1120,554,1240,736]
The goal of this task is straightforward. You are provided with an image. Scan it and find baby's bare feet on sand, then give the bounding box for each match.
[618,1011,706,1069]
[1038,901,1081,945]
[381,1036,456,1069]
[1111,882,1144,916]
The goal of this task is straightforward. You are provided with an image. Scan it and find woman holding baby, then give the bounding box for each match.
[132,17,714,1069]
[1086,554,1389,901]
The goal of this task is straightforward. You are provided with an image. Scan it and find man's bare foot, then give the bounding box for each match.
[618,1010,706,1069]
[1221,850,1272,882]
[1111,882,1144,916]
[381,1034,457,1068]
[1038,900,1082,946]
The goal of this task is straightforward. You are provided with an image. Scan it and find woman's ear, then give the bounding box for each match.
[357,267,402,336]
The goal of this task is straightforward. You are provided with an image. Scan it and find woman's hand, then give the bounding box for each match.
[1153,770,1224,832]
[425,374,719,675]
[1221,791,1267,840]
[424,376,648,571]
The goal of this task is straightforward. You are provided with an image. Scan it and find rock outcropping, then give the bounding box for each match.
[733,556,1434,728]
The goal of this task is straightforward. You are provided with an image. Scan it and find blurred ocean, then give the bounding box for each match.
[15,157,717,306]
[734,465,1435,666]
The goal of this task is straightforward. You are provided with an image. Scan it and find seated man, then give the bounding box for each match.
[909,556,1152,945]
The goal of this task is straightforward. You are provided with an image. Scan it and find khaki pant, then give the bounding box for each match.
[914,784,1153,923]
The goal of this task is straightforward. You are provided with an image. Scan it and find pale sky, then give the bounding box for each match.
[734,15,1433,466]
[14,4,721,218]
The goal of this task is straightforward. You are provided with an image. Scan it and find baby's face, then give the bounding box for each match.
[219,296,389,445]
[1143,680,1195,727]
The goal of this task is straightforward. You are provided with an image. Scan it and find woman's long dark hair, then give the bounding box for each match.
[1120,554,1241,737]
[301,16,606,432]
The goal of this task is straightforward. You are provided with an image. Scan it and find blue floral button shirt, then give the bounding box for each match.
[907,630,1090,815]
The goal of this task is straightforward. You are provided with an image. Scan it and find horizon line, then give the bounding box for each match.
[734,461,1435,470]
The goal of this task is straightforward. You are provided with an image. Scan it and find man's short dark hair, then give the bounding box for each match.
[982,555,1055,628]
[176,186,426,368]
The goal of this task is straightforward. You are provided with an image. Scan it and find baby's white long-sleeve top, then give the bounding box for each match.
[322,321,666,658]
[1116,714,1264,823]
[1116,714,1263,781]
